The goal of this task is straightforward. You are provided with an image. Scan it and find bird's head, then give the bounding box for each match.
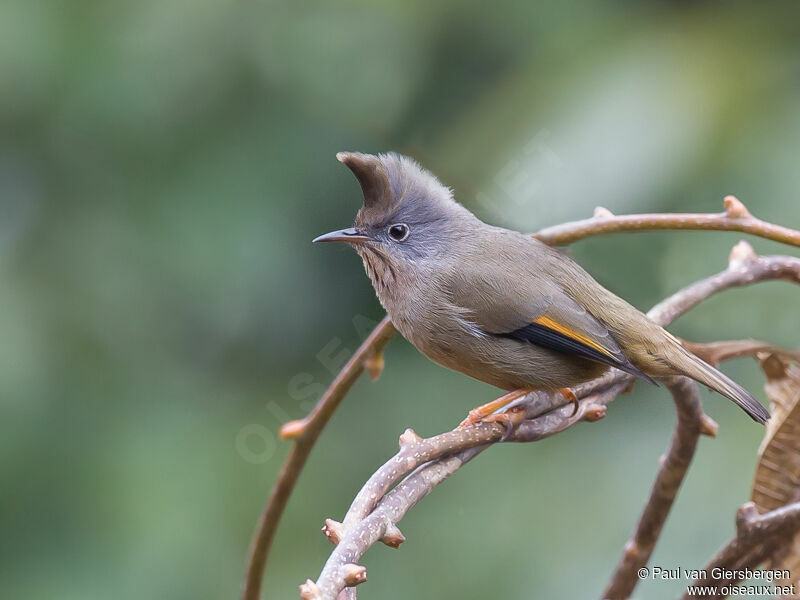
[314,152,476,290]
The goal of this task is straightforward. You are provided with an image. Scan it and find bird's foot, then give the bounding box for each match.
[458,389,531,439]
[478,406,528,441]
[558,387,580,417]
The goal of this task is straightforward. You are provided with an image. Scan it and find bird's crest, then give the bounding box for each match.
[337,151,456,227]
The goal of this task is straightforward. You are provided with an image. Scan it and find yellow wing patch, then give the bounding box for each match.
[533,316,616,359]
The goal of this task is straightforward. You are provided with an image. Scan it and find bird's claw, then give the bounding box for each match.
[558,387,580,417]
[458,408,484,429]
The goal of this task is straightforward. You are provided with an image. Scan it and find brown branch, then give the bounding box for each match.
[736,501,800,544]
[534,196,800,247]
[681,339,800,367]
[602,377,709,599]
[241,317,395,600]
[336,381,628,538]
[680,355,800,598]
[648,242,800,326]
[306,383,630,600]
[246,195,800,598]
[304,248,800,599]
[681,501,800,599]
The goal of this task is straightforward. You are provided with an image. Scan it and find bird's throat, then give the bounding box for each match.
[356,246,401,307]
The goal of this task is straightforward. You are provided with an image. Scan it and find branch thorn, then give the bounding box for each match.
[723,195,752,219]
[699,414,718,438]
[342,563,367,587]
[735,501,759,536]
[322,518,344,545]
[623,540,642,561]
[593,206,614,218]
[280,419,309,440]
[381,524,406,549]
[728,240,757,269]
[398,428,422,447]
[299,579,322,600]
[364,350,385,380]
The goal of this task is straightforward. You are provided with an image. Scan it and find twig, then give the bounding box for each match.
[246,195,800,598]
[241,317,395,600]
[602,377,709,600]
[736,501,800,544]
[306,247,800,599]
[681,501,800,599]
[534,196,800,247]
[679,356,800,599]
[648,242,800,325]
[681,339,800,367]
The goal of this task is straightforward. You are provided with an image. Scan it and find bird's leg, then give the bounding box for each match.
[558,387,579,417]
[458,389,531,429]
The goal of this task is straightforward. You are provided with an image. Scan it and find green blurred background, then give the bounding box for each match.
[2,1,799,598]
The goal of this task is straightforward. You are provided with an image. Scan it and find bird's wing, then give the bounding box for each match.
[448,268,655,383]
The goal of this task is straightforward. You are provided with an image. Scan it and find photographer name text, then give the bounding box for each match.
[639,566,791,582]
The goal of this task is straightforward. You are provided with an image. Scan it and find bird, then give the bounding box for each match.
[314,151,770,428]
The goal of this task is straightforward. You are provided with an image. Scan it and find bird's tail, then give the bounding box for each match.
[674,349,769,424]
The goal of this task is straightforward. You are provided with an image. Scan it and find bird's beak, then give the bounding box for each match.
[312,227,370,244]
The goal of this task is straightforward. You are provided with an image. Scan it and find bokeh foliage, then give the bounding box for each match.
[1,1,799,598]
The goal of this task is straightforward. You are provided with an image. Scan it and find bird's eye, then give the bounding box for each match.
[387,223,410,242]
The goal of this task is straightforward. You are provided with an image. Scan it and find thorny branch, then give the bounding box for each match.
[534,196,800,247]
[680,354,800,598]
[681,340,800,367]
[681,501,800,599]
[242,196,800,600]
[602,378,709,600]
[303,248,800,600]
[241,318,395,600]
